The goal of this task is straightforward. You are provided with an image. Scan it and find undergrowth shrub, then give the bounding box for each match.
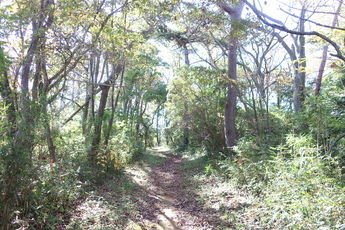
[109,122,145,163]
[218,135,345,229]
[260,155,345,229]
[219,158,269,196]
[218,139,272,195]
[5,159,84,229]
[97,148,125,173]
[29,161,83,228]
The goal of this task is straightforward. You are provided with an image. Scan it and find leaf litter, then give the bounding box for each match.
[64,150,255,229]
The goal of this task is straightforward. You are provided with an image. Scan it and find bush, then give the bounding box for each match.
[259,155,345,229]
[218,135,345,229]
[107,122,145,163]
[29,161,83,228]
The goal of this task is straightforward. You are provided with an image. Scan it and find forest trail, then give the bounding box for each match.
[66,149,253,229]
[132,150,234,229]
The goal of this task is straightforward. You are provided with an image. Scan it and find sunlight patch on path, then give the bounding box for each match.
[66,150,239,229]
[145,208,179,230]
[138,150,237,229]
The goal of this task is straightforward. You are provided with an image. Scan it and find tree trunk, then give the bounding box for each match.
[0,52,16,137]
[225,35,239,149]
[315,0,343,95]
[45,119,56,163]
[315,45,329,95]
[221,1,244,153]
[293,7,307,113]
[104,68,124,147]
[89,63,123,164]
[182,45,190,149]
[156,106,160,145]
[89,84,110,163]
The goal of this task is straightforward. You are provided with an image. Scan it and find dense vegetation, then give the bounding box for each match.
[0,0,344,229]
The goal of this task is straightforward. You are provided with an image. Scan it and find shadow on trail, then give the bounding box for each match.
[61,152,169,229]
[133,150,237,229]
[65,150,247,229]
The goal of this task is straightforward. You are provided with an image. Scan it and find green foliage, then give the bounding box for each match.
[236,107,290,147]
[0,115,84,228]
[0,0,344,228]
[108,121,145,163]
[143,80,167,103]
[219,144,270,195]
[285,134,316,157]
[217,135,345,229]
[0,44,11,70]
[294,71,345,158]
[167,66,227,154]
[259,156,344,228]
[28,162,83,228]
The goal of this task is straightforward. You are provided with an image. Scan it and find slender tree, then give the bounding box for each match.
[219,1,245,153]
[315,0,343,95]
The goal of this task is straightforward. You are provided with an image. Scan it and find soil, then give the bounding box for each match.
[134,151,234,229]
[65,149,253,229]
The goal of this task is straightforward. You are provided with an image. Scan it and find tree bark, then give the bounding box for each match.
[293,7,307,113]
[225,35,239,149]
[270,12,306,113]
[89,64,123,164]
[183,45,190,149]
[44,118,56,163]
[89,84,111,163]
[315,0,343,95]
[221,1,244,153]
[315,45,329,95]
[104,69,124,147]
[0,51,16,137]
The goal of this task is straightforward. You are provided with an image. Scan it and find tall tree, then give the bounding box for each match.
[219,1,245,153]
[294,5,307,112]
[243,0,345,112]
[315,0,343,95]
[0,0,56,224]
[0,0,99,225]
[238,28,287,145]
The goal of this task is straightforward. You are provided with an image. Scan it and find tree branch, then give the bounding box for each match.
[328,133,345,156]
[279,7,345,31]
[242,0,345,62]
[220,1,245,19]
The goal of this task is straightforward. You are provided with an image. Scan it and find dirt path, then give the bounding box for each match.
[65,150,252,229]
[131,150,235,229]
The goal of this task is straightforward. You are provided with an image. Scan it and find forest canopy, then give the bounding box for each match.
[0,0,344,228]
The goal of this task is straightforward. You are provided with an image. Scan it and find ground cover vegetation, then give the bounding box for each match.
[0,0,344,229]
